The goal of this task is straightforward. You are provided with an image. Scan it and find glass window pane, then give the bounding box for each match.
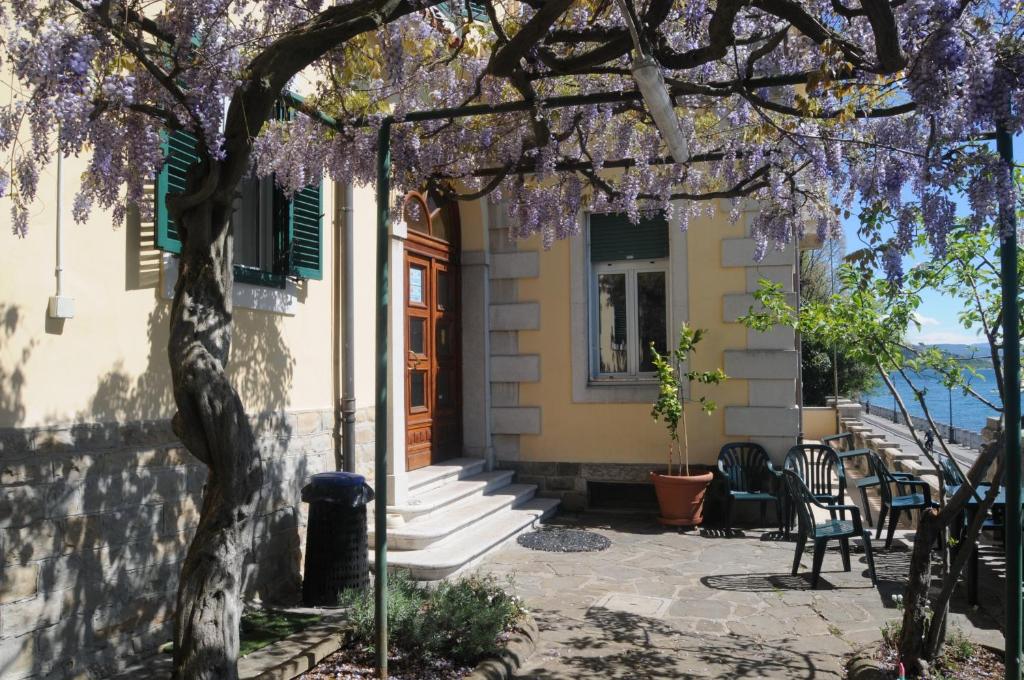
[410,371,426,408]
[637,271,667,372]
[233,175,263,269]
[437,270,450,309]
[409,317,426,355]
[409,266,425,304]
[405,197,429,233]
[596,273,628,373]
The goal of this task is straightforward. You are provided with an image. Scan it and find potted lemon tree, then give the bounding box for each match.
[649,324,727,527]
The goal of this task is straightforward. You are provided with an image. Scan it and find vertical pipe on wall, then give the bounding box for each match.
[794,232,804,444]
[342,183,356,473]
[374,119,392,680]
[997,120,1021,680]
[55,128,64,298]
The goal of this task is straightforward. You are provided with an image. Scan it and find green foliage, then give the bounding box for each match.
[650,323,727,474]
[740,221,1022,405]
[340,571,525,665]
[800,336,879,405]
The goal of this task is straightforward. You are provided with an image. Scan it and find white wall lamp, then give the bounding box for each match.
[615,0,690,163]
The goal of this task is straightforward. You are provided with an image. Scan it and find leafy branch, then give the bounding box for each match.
[650,324,727,476]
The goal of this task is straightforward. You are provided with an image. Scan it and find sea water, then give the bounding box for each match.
[861,367,1004,434]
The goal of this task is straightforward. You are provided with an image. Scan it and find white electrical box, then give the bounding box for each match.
[48,295,75,319]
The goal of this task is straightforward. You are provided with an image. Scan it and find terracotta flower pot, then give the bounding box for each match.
[650,471,714,527]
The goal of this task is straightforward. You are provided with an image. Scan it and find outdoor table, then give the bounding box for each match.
[947,483,1020,605]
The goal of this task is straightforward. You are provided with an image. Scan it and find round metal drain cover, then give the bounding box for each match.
[517,528,610,553]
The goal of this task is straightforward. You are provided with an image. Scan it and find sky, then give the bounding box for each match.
[836,135,1024,347]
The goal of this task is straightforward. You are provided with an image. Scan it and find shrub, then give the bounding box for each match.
[341,571,525,665]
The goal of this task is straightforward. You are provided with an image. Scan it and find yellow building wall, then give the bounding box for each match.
[802,406,838,441]
[516,209,749,466]
[0,152,348,429]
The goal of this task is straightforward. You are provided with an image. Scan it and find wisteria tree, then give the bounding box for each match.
[2,1,1023,678]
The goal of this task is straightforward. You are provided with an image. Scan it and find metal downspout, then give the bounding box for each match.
[795,234,804,444]
[342,183,356,473]
[997,121,1021,680]
[374,119,392,679]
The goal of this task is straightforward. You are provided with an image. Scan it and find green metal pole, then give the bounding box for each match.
[374,118,392,679]
[997,121,1022,680]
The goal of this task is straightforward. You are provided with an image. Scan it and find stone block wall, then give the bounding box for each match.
[0,408,339,680]
[352,406,377,489]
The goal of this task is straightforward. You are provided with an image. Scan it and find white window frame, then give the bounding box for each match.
[570,207,689,404]
[589,259,670,381]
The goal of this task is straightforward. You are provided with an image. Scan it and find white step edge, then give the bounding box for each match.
[370,484,537,550]
[389,470,514,521]
[406,457,487,495]
[371,497,560,580]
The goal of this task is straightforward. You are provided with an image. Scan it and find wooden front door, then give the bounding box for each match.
[404,192,461,471]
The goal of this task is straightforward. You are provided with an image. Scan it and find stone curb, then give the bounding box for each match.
[463,613,540,680]
[846,654,887,680]
[238,610,538,680]
[241,611,351,680]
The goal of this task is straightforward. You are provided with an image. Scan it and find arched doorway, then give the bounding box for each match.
[403,190,462,471]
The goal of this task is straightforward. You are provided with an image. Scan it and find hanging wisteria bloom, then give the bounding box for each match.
[0,0,1021,271]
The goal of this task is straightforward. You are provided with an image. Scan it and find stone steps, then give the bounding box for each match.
[370,483,538,551]
[389,469,516,522]
[369,459,559,579]
[371,497,560,580]
[406,456,486,495]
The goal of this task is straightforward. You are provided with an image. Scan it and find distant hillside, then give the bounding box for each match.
[904,343,993,369]
[930,343,991,359]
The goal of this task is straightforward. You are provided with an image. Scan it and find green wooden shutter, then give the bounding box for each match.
[272,98,324,280]
[287,182,323,280]
[589,212,669,262]
[155,129,199,254]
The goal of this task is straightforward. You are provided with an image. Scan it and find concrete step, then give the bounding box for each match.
[371,498,561,580]
[406,457,486,495]
[389,469,515,521]
[371,483,538,550]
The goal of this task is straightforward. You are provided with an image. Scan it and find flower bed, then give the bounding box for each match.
[301,571,528,679]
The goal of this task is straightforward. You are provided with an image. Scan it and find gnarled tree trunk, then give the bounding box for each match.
[168,192,262,680]
[898,435,1003,673]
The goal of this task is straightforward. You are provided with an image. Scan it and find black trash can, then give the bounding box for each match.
[301,472,374,606]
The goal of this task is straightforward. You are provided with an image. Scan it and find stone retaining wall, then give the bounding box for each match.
[0,406,370,680]
[858,401,985,451]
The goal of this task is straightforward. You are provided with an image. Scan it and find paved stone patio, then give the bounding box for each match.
[475,514,1007,680]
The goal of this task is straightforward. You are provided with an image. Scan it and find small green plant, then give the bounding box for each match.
[881,620,900,647]
[340,571,526,665]
[944,627,976,663]
[650,323,727,476]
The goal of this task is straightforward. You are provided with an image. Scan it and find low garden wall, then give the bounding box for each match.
[0,406,374,680]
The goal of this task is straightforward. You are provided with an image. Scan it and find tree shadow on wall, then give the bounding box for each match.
[0,304,32,427]
[1,278,302,679]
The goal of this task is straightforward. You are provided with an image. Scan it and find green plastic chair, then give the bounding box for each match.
[717,442,781,534]
[867,450,934,549]
[782,469,877,589]
[783,444,847,535]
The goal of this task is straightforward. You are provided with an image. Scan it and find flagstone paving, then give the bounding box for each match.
[475,514,1006,680]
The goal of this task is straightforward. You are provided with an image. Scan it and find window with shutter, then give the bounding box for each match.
[588,212,669,379]
[287,182,323,280]
[154,129,199,254]
[154,98,324,285]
